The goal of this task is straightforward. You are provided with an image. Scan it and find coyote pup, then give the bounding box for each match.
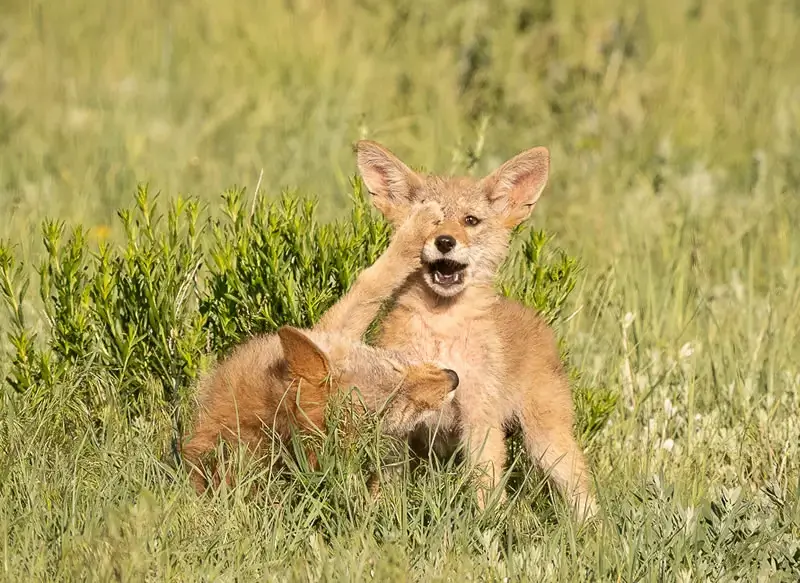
[181,202,460,493]
[356,140,597,520]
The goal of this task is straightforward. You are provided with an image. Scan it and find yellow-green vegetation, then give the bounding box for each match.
[1,0,799,580]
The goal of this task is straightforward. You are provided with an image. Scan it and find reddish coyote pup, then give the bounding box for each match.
[181,202,460,493]
[356,140,597,520]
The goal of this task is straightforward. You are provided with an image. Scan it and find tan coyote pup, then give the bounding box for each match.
[181,202,460,493]
[356,140,597,520]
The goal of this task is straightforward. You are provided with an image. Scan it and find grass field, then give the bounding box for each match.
[2,0,800,580]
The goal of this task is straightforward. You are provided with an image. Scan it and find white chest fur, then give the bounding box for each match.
[402,308,505,424]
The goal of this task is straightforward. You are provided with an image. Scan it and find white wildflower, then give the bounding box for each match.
[622,311,635,330]
[664,398,677,418]
[679,342,695,360]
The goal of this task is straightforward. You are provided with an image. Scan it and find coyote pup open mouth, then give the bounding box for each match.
[428,259,467,288]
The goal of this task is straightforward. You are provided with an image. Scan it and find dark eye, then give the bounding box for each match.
[464,215,481,227]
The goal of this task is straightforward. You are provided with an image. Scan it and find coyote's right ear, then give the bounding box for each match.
[355,140,423,222]
[278,327,331,431]
[278,327,332,387]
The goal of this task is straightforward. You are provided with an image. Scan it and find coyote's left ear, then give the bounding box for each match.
[481,146,550,227]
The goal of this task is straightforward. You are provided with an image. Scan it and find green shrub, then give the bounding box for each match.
[0,181,615,438]
[201,182,391,353]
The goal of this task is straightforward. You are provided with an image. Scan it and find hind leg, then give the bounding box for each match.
[523,422,596,521]
[181,438,216,493]
[518,376,597,521]
[182,420,269,493]
[181,420,229,494]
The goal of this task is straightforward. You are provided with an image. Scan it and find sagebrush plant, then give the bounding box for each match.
[201,182,392,353]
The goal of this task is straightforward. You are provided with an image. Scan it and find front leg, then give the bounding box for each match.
[314,201,443,339]
[461,419,508,510]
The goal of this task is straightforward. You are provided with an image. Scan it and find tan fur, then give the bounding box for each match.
[181,202,461,493]
[357,140,597,521]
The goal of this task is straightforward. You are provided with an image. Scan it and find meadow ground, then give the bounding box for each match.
[1,0,800,580]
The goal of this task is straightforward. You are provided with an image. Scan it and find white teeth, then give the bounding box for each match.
[433,271,464,285]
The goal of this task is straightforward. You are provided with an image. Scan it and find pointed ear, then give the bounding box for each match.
[278,327,331,387]
[481,146,550,227]
[355,140,423,223]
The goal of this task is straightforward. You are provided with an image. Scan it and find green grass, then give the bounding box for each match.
[2,0,800,580]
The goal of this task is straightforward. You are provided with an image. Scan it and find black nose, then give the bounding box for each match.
[435,235,456,254]
[444,369,459,389]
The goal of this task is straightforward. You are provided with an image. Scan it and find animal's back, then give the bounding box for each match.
[198,335,291,435]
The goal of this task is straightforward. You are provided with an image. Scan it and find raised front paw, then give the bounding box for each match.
[391,201,443,261]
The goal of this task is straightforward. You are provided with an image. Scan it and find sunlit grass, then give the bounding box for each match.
[1,0,799,580]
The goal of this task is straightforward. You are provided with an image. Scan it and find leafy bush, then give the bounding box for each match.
[0,181,614,438]
[201,182,391,353]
